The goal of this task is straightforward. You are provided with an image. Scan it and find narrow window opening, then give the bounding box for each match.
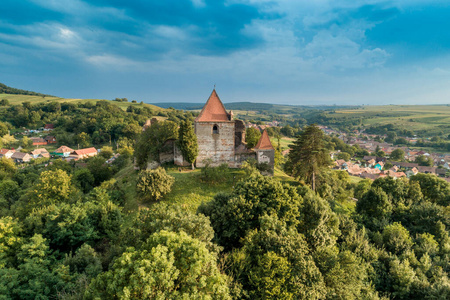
[213,125,219,134]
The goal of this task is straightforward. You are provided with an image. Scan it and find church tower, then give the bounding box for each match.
[195,89,235,167]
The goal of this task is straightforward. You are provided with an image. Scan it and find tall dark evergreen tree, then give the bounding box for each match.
[287,124,330,191]
[178,120,198,170]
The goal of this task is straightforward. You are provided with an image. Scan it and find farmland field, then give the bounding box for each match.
[330,105,450,135]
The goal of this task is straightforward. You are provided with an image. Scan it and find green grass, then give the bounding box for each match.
[348,176,363,184]
[163,168,242,213]
[113,163,140,213]
[272,137,295,150]
[114,160,300,214]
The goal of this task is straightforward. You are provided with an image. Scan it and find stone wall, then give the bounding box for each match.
[174,144,189,167]
[195,121,235,167]
[256,149,275,173]
[159,139,175,164]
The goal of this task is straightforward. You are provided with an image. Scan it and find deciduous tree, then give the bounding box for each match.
[245,127,261,148]
[136,167,175,202]
[87,231,231,299]
[134,120,178,168]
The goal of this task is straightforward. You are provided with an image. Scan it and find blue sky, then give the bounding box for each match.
[1,0,450,105]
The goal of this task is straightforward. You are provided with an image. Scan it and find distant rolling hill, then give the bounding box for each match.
[0,82,163,112]
[0,82,53,97]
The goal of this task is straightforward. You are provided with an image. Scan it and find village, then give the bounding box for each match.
[0,124,105,164]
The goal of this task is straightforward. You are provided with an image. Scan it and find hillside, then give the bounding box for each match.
[0,92,163,112]
[0,82,53,97]
[323,105,450,136]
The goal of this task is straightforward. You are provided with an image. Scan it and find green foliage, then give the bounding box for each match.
[87,230,231,299]
[198,174,301,250]
[336,151,351,161]
[0,82,52,97]
[287,124,331,191]
[76,132,91,148]
[0,217,22,268]
[0,157,17,180]
[99,146,113,159]
[381,222,413,255]
[134,120,178,168]
[0,234,71,300]
[73,168,95,193]
[298,192,340,251]
[136,167,175,202]
[29,169,74,207]
[64,243,102,279]
[414,233,439,258]
[24,202,99,252]
[123,203,218,252]
[226,215,326,299]
[1,134,17,148]
[356,187,392,230]
[87,157,113,186]
[415,154,434,166]
[200,161,229,183]
[390,148,405,161]
[410,173,450,205]
[0,121,8,136]
[245,127,261,148]
[178,119,198,168]
[21,136,33,149]
[354,179,372,200]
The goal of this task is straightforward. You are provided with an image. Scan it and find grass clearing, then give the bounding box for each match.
[115,161,300,214]
[163,167,244,213]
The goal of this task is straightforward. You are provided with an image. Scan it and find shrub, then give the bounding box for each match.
[136,167,175,202]
[200,160,228,183]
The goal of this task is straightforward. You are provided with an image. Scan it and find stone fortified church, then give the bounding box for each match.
[155,89,275,170]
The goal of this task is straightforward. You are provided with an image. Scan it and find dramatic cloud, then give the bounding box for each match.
[1,0,450,104]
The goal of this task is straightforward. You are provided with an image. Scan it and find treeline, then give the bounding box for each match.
[0,82,52,97]
[0,100,193,149]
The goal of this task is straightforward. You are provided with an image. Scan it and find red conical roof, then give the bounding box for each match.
[254,129,274,150]
[195,89,230,122]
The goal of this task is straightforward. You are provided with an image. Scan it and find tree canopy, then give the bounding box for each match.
[287,124,330,191]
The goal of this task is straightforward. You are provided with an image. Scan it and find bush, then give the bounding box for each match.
[99,146,113,160]
[136,167,175,202]
[200,160,228,183]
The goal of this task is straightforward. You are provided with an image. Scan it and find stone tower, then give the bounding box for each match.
[195,89,235,167]
[254,129,275,171]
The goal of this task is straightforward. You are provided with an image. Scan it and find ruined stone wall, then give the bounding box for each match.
[174,144,189,167]
[256,149,275,169]
[159,139,175,164]
[195,121,235,167]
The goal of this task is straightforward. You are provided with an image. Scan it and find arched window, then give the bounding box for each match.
[213,124,219,134]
